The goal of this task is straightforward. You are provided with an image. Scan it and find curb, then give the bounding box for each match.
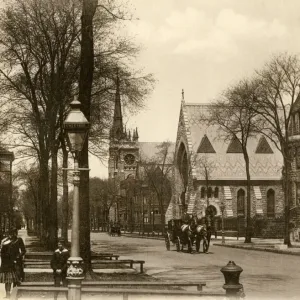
[213,243,300,256]
[121,233,164,241]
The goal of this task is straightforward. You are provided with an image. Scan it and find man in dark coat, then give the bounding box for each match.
[50,239,70,287]
[10,229,26,283]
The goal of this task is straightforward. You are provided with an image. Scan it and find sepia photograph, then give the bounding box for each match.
[0,0,298,299]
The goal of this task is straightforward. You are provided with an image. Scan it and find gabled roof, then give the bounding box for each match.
[179,103,283,180]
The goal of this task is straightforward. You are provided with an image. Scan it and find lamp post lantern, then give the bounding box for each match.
[64,99,89,300]
[220,202,225,245]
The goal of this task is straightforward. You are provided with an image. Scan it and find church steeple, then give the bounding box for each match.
[110,72,123,140]
[181,88,185,104]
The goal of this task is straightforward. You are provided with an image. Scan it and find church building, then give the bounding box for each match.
[168,92,285,238]
[108,77,174,232]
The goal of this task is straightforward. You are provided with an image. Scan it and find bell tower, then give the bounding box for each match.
[108,74,139,180]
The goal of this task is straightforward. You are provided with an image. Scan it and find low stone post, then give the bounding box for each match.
[221,261,244,299]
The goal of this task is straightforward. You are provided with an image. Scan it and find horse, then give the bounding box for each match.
[110,223,121,237]
[180,220,197,253]
[193,223,208,253]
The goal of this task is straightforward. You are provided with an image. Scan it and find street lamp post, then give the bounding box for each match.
[141,184,148,236]
[64,99,90,300]
[220,202,226,245]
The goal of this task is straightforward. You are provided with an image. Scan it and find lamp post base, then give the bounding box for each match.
[67,257,85,300]
[67,278,83,300]
[222,231,225,244]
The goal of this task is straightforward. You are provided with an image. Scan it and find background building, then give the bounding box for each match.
[108,79,174,232]
[287,99,300,241]
[170,98,285,238]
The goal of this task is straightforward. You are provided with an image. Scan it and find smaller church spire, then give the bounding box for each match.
[135,127,139,141]
[181,88,185,103]
[128,130,131,141]
[132,127,139,141]
[132,129,136,141]
[124,125,127,139]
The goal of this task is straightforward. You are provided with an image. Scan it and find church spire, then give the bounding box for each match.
[110,71,123,140]
[181,88,185,104]
[133,127,139,141]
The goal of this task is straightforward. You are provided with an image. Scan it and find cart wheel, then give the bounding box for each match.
[196,238,200,252]
[203,239,209,253]
[176,237,181,252]
[165,236,170,251]
[188,238,193,253]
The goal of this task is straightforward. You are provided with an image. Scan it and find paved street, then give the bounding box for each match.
[91,232,300,300]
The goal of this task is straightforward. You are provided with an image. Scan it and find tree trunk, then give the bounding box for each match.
[283,155,292,247]
[244,153,252,243]
[61,144,69,243]
[159,197,165,235]
[78,0,97,271]
[49,148,58,250]
[39,155,49,243]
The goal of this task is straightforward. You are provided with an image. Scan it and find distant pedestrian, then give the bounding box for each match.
[0,231,19,298]
[10,229,26,283]
[50,239,70,287]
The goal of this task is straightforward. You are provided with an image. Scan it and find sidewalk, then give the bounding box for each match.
[213,236,300,256]
[22,230,137,275]
[120,230,300,256]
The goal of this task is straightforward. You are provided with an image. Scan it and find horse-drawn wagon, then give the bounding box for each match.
[165,218,209,253]
[109,223,121,237]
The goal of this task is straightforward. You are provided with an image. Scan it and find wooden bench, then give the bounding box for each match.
[24,259,145,273]
[20,280,207,291]
[25,252,116,258]
[92,254,119,260]
[11,285,224,300]
[92,259,145,273]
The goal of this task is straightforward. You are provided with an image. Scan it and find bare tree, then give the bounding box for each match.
[141,141,174,234]
[0,0,155,253]
[191,153,215,208]
[251,53,300,247]
[209,79,258,243]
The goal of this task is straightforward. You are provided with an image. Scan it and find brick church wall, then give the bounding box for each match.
[189,181,285,238]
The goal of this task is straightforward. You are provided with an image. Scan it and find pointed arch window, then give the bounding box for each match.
[207,187,212,198]
[237,189,245,215]
[295,113,299,134]
[267,189,275,217]
[200,187,206,199]
[296,147,300,169]
[214,187,219,198]
[177,143,188,187]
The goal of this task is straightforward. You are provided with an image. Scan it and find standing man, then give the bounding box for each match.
[50,239,70,287]
[10,228,26,283]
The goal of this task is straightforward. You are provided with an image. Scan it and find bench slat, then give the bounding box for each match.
[20,281,206,287]
[12,286,223,298]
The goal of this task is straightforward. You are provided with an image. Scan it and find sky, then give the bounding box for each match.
[92,0,300,178]
[2,0,300,178]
